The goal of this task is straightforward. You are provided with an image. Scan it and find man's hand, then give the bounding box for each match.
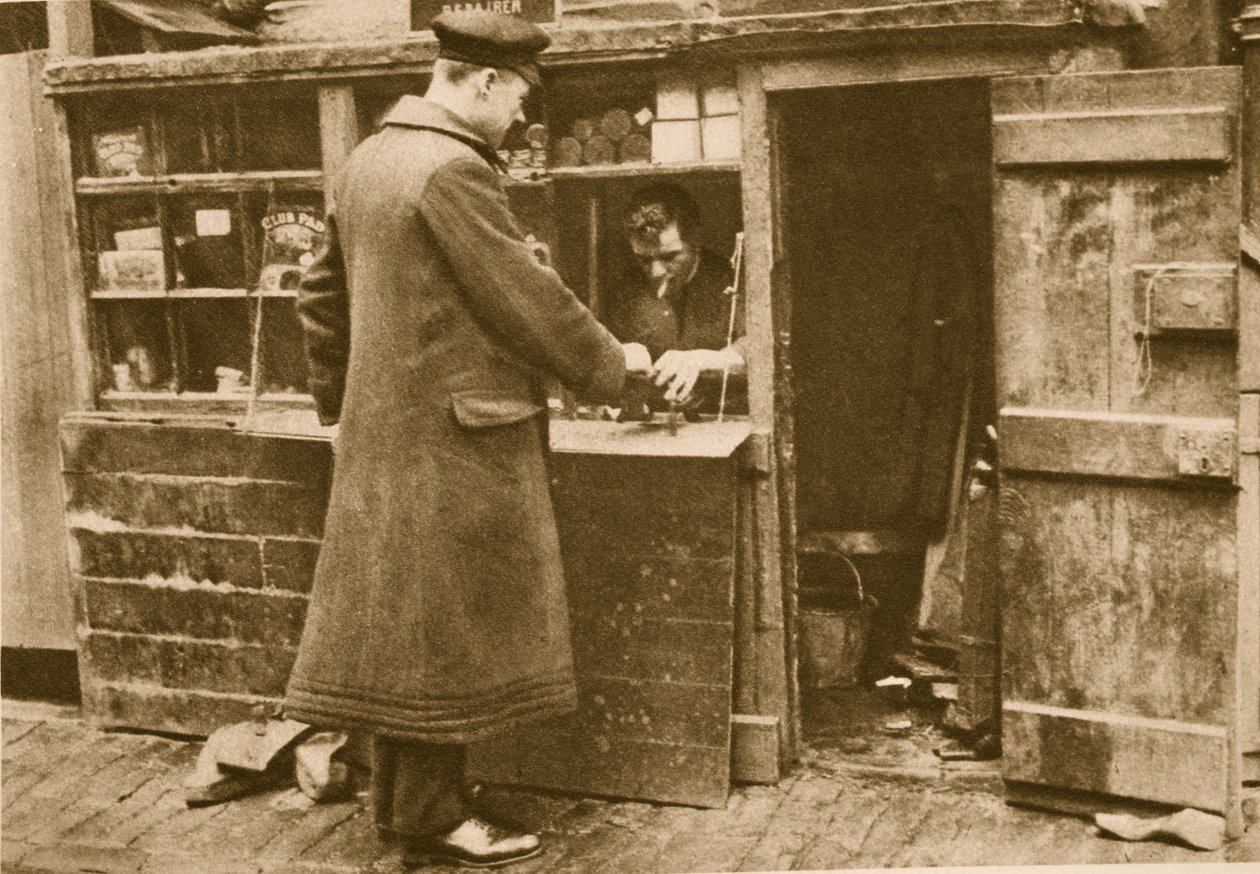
[622,342,653,374]
[652,347,744,404]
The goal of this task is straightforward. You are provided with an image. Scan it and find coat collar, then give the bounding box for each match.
[383,96,506,172]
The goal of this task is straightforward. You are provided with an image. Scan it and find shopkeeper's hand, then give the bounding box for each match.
[622,342,653,375]
[653,347,744,404]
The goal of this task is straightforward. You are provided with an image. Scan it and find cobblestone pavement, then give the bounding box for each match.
[3,702,1258,873]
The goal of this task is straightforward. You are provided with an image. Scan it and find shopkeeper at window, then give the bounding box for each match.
[609,183,747,416]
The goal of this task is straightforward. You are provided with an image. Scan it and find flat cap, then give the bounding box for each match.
[432,11,550,87]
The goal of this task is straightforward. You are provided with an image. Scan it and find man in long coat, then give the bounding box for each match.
[283,11,651,868]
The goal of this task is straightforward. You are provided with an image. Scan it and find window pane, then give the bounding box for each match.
[175,299,252,394]
[88,198,166,293]
[160,95,236,174]
[259,298,309,395]
[245,192,328,292]
[169,195,246,290]
[99,301,174,392]
[237,96,321,171]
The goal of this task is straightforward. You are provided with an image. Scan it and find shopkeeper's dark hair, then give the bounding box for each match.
[624,183,701,246]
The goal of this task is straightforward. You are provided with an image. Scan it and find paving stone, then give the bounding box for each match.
[59,743,199,846]
[2,723,99,803]
[735,770,847,872]
[787,779,888,870]
[887,788,969,868]
[4,716,1248,873]
[128,789,231,854]
[14,844,147,874]
[293,805,387,869]
[2,721,42,748]
[4,735,138,841]
[25,737,185,845]
[1225,821,1260,863]
[252,797,359,863]
[834,783,934,868]
[140,857,263,874]
[71,756,197,848]
[179,787,328,860]
[2,839,34,867]
[547,801,663,874]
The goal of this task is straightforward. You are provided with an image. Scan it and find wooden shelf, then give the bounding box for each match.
[91,288,299,300]
[547,160,741,180]
[99,390,314,415]
[90,288,165,300]
[76,170,323,195]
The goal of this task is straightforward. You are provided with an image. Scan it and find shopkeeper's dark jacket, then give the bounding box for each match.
[284,96,627,743]
[609,248,747,415]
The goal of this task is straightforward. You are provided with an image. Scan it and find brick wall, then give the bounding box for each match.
[60,414,330,736]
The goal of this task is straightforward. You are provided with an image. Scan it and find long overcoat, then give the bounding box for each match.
[284,96,627,743]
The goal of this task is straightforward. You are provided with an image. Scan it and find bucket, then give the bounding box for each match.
[798,554,876,689]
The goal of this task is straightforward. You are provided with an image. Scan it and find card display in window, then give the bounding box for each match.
[258,207,326,292]
[97,249,165,293]
[92,125,152,177]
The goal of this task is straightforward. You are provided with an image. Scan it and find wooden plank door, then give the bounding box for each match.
[991,66,1248,830]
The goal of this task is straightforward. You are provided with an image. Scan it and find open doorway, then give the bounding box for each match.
[775,77,998,766]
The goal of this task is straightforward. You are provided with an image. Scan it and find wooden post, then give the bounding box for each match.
[317,85,358,203]
[47,0,94,60]
[1235,0,1260,808]
[41,2,96,409]
[734,63,794,777]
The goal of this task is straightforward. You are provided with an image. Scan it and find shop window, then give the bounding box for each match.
[70,86,323,412]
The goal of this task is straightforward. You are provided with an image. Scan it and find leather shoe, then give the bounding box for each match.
[403,816,542,869]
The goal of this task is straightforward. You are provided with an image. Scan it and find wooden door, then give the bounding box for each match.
[991,66,1249,830]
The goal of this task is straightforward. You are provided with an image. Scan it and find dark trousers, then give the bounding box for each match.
[371,736,472,838]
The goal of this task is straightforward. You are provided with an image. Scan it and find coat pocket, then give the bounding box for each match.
[450,389,543,428]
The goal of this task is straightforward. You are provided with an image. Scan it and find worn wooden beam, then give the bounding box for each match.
[37,62,96,411]
[1243,225,1260,395]
[1239,393,1260,758]
[999,407,1238,483]
[730,713,780,784]
[994,108,1232,166]
[762,39,1125,92]
[1241,6,1260,242]
[736,62,791,776]
[76,170,324,196]
[47,0,94,60]
[317,85,358,197]
[43,2,1089,94]
[1003,701,1230,813]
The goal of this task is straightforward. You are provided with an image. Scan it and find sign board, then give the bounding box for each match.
[411,0,557,28]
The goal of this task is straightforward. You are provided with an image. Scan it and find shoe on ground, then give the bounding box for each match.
[403,816,542,869]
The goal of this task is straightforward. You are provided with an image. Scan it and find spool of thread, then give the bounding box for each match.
[619,133,651,164]
[525,123,548,148]
[552,137,582,167]
[582,134,615,166]
[599,108,633,141]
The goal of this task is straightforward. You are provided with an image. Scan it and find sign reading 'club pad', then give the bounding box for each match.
[411,0,557,27]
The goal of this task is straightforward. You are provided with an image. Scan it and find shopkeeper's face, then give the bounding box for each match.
[476,69,530,149]
[631,223,697,296]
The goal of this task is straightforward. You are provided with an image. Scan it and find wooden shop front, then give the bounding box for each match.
[44,0,1259,824]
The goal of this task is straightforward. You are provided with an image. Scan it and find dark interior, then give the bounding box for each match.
[776,78,995,683]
